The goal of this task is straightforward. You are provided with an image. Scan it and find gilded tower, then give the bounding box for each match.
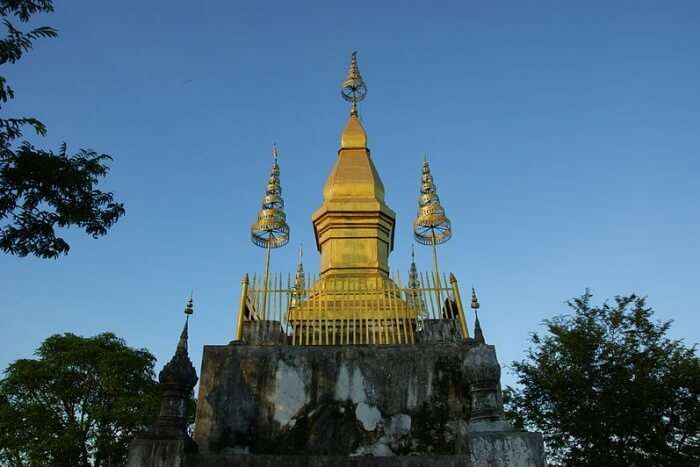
[311,52,395,281]
[237,52,469,345]
[129,51,546,466]
[286,53,417,343]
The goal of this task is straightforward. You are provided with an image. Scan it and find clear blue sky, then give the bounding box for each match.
[2,1,698,388]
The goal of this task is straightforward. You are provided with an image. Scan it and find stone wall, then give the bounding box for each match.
[129,336,545,466]
[194,342,492,456]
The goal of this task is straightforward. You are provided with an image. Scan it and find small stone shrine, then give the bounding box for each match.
[128,53,545,467]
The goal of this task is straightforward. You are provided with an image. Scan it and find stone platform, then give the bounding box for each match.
[189,340,543,465]
[195,342,476,455]
[130,331,544,466]
[186,430,544,466]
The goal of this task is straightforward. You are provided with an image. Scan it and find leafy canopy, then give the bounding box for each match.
[0,332,161,467]
[0,0,124,258]
[506,292,700,466]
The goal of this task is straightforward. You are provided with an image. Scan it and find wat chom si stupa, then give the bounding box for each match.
[128,52,545,467]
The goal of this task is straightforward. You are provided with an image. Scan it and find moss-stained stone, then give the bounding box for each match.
[131,342,544,466]
[194,343,479,455]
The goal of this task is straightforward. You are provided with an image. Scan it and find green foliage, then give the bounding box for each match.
[506,291,700,466]
[0,333,160,467]
[0,0,124,258]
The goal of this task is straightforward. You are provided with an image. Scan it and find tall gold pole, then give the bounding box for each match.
[449,273,469,339]
[261,241,272,319]
[431,229,443,310]
[235,274,249,341]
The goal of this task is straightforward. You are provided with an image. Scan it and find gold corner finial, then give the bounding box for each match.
[341,51,367,116]
[413,159,452,246]
[294,244,305,294]
[251,146,289,250]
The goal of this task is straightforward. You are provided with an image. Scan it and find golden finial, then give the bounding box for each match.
[407,244,424,317]
[251,144,290,318]
[251,145,290,249]
[295,244,305,293]
[413,158,452,246]
[408,245,419,287]
[341,51,367,116]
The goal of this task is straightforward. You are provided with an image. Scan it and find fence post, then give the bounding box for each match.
[235,273,249,341]
[449,273,469,339]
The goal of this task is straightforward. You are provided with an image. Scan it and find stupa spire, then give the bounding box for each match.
[341,51,367,116]
[408,245,419,289]
[406,244,425,317]
[178,294,194,353]
[471,287,485,344]
[312,51,395,279]
[295,244,305,292]
[340,52,368,149]
[160,295,197,388]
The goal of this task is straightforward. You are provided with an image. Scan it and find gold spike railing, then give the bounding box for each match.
[235,271,469,345]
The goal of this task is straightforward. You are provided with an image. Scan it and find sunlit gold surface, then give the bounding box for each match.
[341,51,367,116]
[298,53,405,328]
[413,158,453,310]
[235,52,469,346]
[312,113,396,278]
[413,159,452,246]
[307,109,400,324]
[251,145,290,249]
[340,114,368,148]
[237,271,468,345]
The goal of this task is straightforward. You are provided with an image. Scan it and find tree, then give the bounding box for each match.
[0,0,124,259]
[506,292,700,466]
[0,333,161,467]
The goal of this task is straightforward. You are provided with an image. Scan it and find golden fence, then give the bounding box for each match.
[235,271,469,345]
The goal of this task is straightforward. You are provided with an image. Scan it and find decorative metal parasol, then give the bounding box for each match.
[251,144,290,318]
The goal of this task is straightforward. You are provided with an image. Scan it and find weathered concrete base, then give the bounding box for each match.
[124,336,546,467]
[128,437,543,467]
[179,431,544,467]
[416,319,463,344]
[463,432,545,467]
[237,320,287,345]
[183,454,473,466]
[127,438,190,467]
[194,343,479,455]
[191,341,543,465]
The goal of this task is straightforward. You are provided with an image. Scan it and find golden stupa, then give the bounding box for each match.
[284,52,414,344]
[238,52,469,346]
